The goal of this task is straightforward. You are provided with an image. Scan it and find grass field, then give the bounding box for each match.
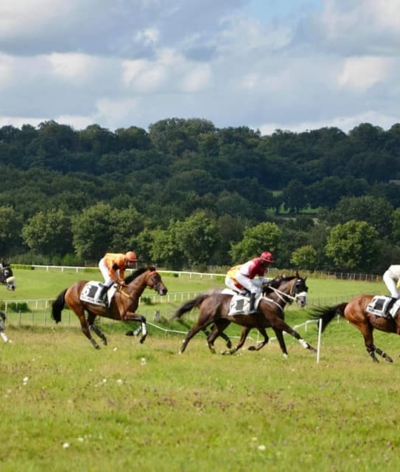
[1,268,399,471]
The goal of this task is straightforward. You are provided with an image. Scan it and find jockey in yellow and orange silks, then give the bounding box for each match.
[225,251,275,313]
[96,251,138,304]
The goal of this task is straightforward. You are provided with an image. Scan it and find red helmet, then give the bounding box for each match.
[125,251,137,262]
[260,251,274,263]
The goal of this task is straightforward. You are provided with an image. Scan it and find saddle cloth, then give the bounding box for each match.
[80,282,117,306]
[366,296,400,318]
[228,293,262,316]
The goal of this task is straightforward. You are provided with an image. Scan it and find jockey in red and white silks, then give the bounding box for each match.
[225,251,275,295]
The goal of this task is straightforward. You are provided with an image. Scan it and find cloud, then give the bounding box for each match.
[0,0,400,135]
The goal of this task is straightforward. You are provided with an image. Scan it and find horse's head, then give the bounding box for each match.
[291,271,308,308]
[0,261,16,291]
[264,272,308,307]
[145,268,168,295]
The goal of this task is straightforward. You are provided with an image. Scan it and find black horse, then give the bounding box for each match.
[0,260,16,291]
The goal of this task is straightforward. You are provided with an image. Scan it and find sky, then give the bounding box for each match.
[1,0,400,135]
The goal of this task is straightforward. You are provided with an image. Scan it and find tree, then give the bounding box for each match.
[149,225,185,270]
[325,196,393,238]
[174,211,221,267]
[230,222,282,264]
[22,209,73,257]
[72,203,119,261]
[0,206,23,255]
[291,245,318,270]
[325,220,380,271]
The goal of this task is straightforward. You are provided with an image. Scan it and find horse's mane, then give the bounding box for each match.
[124,266,157,284]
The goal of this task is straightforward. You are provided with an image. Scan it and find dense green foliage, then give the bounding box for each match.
[1,119,400,272]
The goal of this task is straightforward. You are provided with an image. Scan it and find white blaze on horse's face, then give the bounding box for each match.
[293,278,308,308]
[295,291,307,307]
[6,277,16,291]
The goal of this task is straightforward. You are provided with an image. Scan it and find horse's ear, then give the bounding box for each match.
[295,270,300,278]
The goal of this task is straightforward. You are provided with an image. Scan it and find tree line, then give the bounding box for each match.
[1,118,400,273]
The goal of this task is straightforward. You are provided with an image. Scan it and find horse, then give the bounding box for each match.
[51,267,168,349]
[171,272,317,357]
[310,294,400,363]
[0,260,16,291]
[205,274,309,355]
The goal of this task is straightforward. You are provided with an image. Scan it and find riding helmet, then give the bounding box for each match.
[125,251,137,262]
[260,251,275,263]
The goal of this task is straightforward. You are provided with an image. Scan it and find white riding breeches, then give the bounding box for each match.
[99,258,118,287]
[383,270,400,298]
[225,273,261,294]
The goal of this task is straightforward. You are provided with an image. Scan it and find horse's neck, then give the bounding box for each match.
[267,283,293,307]
[127,277,147,298]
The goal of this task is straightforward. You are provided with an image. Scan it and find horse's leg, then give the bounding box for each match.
[374,347,393,363]
[222,326,251,355]
[87,313,108,346]
[206,320,232,353]
[180,318,215,354]
[263,314,317,353]
[124,313,147,344]
[271,328,288,358]
[354,322,393,363]
[73,306,100,349]
[246,327,271,353]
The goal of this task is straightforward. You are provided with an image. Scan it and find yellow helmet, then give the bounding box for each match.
[125,251,137,262]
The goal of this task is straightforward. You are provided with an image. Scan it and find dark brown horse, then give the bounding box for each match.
[52,267,168,349]
[172,273,316,357]
[310,294,400,363]
[205,274,309,355]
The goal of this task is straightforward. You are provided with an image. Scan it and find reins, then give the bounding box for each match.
[118,270,160,300]
[264,279,306,305]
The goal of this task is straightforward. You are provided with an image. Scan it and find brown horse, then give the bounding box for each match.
[172,273,316,357]
[310,295,400,363]
[51,267,168,349]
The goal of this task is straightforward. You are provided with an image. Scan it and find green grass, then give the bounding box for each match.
[0,269,398,470]
[1,325,400,471]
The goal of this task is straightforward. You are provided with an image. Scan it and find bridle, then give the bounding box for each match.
[0,264,16,291]
[265,278,308,306]
[118,270,165,300]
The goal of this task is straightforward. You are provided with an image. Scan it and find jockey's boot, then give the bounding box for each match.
[249,293,257,314]
[388,297,399,317]
[97,284,109,306]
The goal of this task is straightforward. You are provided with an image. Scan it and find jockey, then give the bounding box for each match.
[96,251,138,304]
[225,251,275,313]
[383,265,400,310]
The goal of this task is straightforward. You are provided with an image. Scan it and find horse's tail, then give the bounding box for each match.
[170,293,211,321]
[52,289,68,324]
[310,302,348,333]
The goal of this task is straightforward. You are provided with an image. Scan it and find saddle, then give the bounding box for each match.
[366,296,400,319]
[80,282,117,306]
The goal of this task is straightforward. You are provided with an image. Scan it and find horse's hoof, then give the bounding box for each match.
[139,334,147,344]
[248,346,256,351]
[386,357,394,363]
[125,331,134,336]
